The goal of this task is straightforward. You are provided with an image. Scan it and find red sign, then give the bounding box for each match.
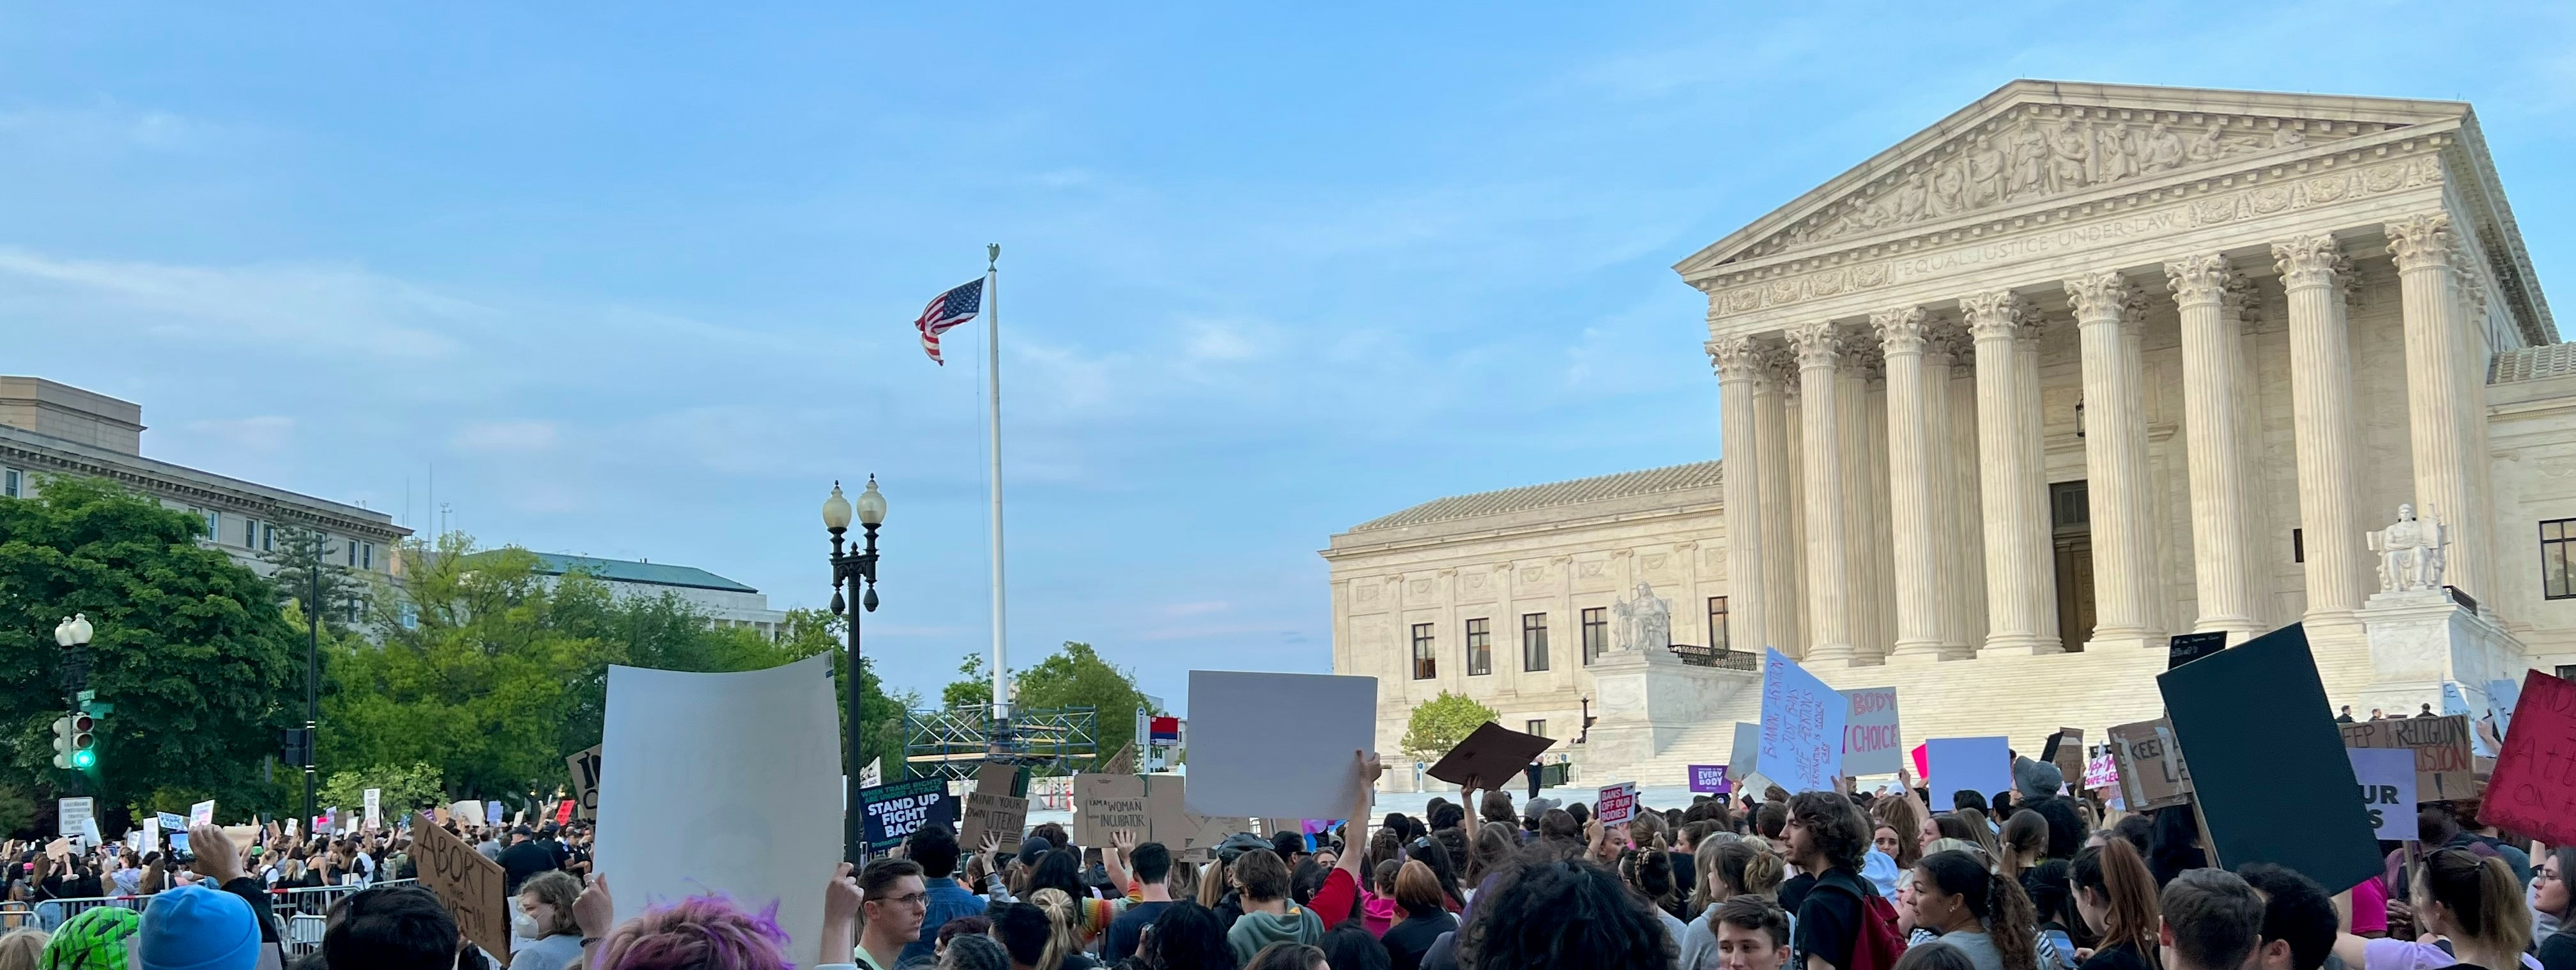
[553,799,574,826]
[2483,670,2576,846]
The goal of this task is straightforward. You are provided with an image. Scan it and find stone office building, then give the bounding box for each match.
[1328,81,2575,787]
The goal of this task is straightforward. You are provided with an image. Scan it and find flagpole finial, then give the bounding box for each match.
[987,243,1000,266]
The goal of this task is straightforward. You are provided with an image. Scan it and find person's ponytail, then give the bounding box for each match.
[1988,870,2040,970]
[1740,847,1786,899]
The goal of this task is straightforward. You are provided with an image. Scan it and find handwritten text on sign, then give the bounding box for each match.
[413,812,510,960]
[1841,688,1901,776]
[1760,649,1848,794]
[2337,714,2477,801]
[2481,670,2576,846]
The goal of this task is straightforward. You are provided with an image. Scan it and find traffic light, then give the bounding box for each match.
[280,727,313,767]
[68,712,96,769]
[50,716,72,770]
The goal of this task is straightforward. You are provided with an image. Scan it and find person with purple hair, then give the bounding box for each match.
[576,867,871,970]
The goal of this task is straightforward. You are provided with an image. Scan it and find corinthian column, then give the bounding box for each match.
[2274,235,2369,621]
[1758,351,1804,654]
[1875,307,1943,661]
[1921,324,1970,658]
[1790,321,1855,664]
[2386,213,2487,603]
[1710,335,1770,654]
[2066,271,2154,649]
[1943,329,1988,653]
[2165,255,2262,639]
[1965,293,2048,653]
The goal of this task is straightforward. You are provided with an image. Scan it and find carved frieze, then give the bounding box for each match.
[1705,151,2442,320]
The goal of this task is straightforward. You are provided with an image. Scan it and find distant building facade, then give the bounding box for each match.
[530,553,791,640]
[0,376,409,596]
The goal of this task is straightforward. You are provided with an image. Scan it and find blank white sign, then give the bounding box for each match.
[1183,670,1376,819]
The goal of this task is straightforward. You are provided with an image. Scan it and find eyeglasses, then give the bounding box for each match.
[878,892,930,907]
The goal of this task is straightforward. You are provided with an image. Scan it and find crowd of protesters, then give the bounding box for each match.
[0,750,2565,970]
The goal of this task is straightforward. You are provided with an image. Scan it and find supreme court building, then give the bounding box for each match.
[1326,81,2574,788]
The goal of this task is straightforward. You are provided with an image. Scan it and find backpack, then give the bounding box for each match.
[1811,874,1910,970]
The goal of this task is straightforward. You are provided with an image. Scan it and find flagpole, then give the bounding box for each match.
[985,243,1010,732]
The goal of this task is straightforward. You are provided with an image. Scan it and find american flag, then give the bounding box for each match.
[913,277,984,365]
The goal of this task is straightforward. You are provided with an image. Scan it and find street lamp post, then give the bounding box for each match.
[54,614,93,796]
[823,477,886,864]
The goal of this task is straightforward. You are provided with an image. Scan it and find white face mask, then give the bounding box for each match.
[512,908,539,937]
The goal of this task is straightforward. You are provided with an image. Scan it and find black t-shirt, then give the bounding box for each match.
[1671,851,1697,901]
[500,840,557,893]
[1791,868,1870,970]
[1383,911,1460,970]
[2080,940,2155,970]
[1104,900,1172,964]
[2540,934,2576,970]
[1779,872,1818,914]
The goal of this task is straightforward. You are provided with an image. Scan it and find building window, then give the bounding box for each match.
[201,509,220,541]
[1521,613,1549,672]
[1707,596,1729,652]
[399,602,419,630]
[362,543,374,571]
[1581,607,1608,665]
[2543,519,2576,599]
[1526,719,1547,739]
[2559,664,2576,682]
[2292,528,2305,564]
[346,537,358,566]
[3,468,19,498]
[1411,623,1437,680]
[261,523,275,552]
[1465,618,1492,675]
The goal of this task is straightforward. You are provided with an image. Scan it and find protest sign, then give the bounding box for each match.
[1595,783,1638,826]
[2048,728,2085,782]
[221,824,258,850]
[58,797,93,841]
[1910,744,1928,780]
[1688,765,1731,794]
[1728,723,1761,781]
[1102,743,1137,775]
[1183,670,1375,819]
[1841,688,1901,776]
[565,744,603,822]
[2108,719,2192,811]
[976,761,1018,797]
[960,791,1030,853]
[2159,623,2382,890]
[45,838,69,861]
[594,654,845,957]
[79,817,100,847]
[364,789,381,829]
[859,778,956,851]
[858,757,882,789]
[2347,748,2418,840]
[157,811,185,833]
[1075,773,1248,859]
[412,812,509,960]
[2167,631,2227,669]
[1428,721,1555,789]
[2082,752,2119,792]
[449,801,482,828]
[2336,713,2476,800]
[1925,737,2011,807]
[142,817,160,852]
[2481,668,2576,846]
[433,805,450,826]
[484,802,503,827]
[1760,649,1847,794]
[190,799,215,826]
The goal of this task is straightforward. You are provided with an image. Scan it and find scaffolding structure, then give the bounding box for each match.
[900,705,1100,783]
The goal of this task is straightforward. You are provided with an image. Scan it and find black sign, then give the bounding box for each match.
[2157,624,2382,891]
[858,778,956,852]
[2166,631,2229,670]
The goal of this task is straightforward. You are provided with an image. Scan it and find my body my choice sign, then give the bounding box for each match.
[859,778,956,851]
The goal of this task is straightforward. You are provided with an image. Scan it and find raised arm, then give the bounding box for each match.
[1458,776,1480,846]
[1106,829,1138,897]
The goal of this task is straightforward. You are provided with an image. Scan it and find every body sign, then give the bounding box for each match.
[859,778,956,852]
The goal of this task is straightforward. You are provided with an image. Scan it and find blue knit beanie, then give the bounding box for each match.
[137,884,259,970]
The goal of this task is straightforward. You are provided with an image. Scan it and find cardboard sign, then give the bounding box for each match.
[1925,737,2012,808]
[2481,668,2576,846]
[1428,722,1556,789]
[58,797,94,841]
[1595,782,1638,826]
[433,806,450,826]
[961,791,1030,853]
[1183,671,1376,819]
[2159,623,2382,891]
[1075,773,1248,859]
[2048,728,2085,782]
[2108,718,2193,811]
[976,761,1018,797]
[1102,743,1137,775]
[1841,688,1902,776]
[45,838,70,861]
[1760,649,1848,794]
[364,789,381,829]
[1728,722,1761,781]
[2348,748,2418,840]
[858,778,956,852]
[2336,714,2476,801]
[190,799,216,826]
[565,744,603,822]
[412,812,510,960]
[2168,631,2228,669]
[1688,765,1731,794]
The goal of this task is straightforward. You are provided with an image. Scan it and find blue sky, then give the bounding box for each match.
[3,3,2569,710]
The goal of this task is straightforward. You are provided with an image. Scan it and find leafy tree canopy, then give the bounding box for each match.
[315,762,443,822]
[1400,691,1498,762]
[0,476,302,824]
[1013,642,1160,773]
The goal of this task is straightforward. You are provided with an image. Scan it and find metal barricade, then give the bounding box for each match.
[0,901,31,930]
[28,895,146,931]
[272,878,418,918]
[286,912,330,958]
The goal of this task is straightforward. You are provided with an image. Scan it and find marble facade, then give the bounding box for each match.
[1326,81,2576,787]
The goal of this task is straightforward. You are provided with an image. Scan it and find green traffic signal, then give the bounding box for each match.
[70,749,95,769]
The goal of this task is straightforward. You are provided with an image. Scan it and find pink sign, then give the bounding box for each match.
[1595,782,1638,826]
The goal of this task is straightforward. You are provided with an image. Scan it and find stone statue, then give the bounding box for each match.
[1968,137,2007,206]
[2048,119,2092,192]
[2141,123,2185,173]
[2368,504,2450,593]
[2009,126,2050,199]
[1611,582,1673,653]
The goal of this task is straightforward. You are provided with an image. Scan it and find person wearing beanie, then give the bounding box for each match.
[138,883,261,970]
[45,904,141,969]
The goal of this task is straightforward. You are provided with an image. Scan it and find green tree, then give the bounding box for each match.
[259,525,368,636]
[1013,642,1159,773]
[1400,691,1498,762]
[943,653,992,711]
[315,762,443,821]
[0,475,303,819]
